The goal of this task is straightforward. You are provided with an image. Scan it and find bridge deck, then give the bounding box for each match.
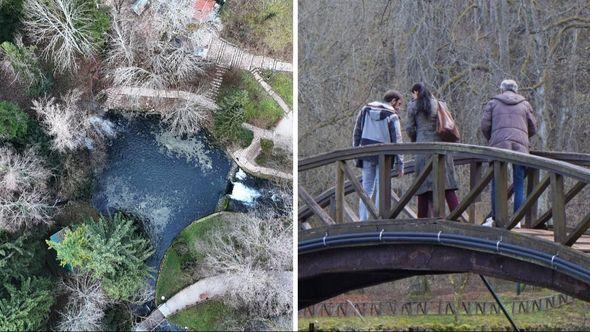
[514,228,590,253]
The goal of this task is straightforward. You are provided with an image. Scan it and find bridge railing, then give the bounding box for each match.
[298,143,590,246]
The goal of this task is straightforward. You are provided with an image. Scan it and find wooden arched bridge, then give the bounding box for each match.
[298,143,590,310]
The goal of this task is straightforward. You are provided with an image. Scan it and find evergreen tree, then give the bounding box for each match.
[0,277,54,331]
[47,213,153,301]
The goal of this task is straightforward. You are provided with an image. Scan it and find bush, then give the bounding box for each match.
[47,213,154,301]
[0,100,28,141]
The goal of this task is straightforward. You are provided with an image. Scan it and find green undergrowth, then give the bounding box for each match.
[168,300,238,331]
[156,212,242,330]
[218,69,283,129]
[299,300,590,331]
[261,69,293,107]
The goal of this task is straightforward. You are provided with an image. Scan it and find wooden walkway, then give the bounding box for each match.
[514,228,590,253]
[206,37,292,72]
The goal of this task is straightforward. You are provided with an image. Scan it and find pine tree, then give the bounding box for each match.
[0,277,55,331]
[47,213,154,300]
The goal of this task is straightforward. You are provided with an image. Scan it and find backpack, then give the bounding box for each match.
[436,100,460,142]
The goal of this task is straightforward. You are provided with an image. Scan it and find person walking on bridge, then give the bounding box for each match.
[406,83,460,218]
[481,79,537,228]
[353,90,405,221]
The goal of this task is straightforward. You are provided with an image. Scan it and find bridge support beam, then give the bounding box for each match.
[494,161,509,227]
[433,154,446,218]
[379,154,393,218]
[525,168,540,228]
[552,173,566,243]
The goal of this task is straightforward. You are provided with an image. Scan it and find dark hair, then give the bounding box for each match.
[383,90,403,103]
[411,83,433,115]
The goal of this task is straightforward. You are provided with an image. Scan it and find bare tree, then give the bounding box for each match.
[104,2,207,91]
[198,214,292,323]
[160,101,209,136]
[23,0,101,73]
[0,147,50,195]
[0,147,52,233]
[57,274,110,332]
[32,90,86,152]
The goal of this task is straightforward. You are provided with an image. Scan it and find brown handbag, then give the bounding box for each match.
[436,100,460,142]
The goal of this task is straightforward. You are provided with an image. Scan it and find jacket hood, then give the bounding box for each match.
[492,91,526,105]
[364,101,394,121]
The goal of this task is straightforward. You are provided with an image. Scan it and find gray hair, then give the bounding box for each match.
[500,79,518,93]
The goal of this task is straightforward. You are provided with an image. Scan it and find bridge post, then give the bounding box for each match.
[469,162,483,224]
[335,161,345,223]
[379,154,393,218]
[433,154,446,218]
[494,161,509,227]
[551,173,566,243]
[525,168,540,228]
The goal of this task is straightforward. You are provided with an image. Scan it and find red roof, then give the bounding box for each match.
[195,0,216,21]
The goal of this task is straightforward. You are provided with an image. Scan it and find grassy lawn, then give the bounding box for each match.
[299,300,590,331]
[261,70,293,107]
[156,213,225,301]
[218,69,283,129]
[168,300,238,331]
[156,212,242,331]
[220,0,292,59]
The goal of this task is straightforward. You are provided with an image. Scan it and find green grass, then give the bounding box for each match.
[168,300,238,331]
[218,69,284,129]
[262,70,293,107]
[156,213,225,302]
[156,212,243,331]
[299,300,590,331]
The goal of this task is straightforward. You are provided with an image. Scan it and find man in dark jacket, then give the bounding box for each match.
[481,79,537,227]
[352,90,404,221]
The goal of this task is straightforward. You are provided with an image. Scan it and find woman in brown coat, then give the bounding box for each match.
[405,83,460,218]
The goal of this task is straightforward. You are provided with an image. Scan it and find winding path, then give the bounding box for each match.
[229,70,293,181]
[135,272,292,331]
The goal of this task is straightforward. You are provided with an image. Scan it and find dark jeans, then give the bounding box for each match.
[491,164,526,219]
[417,190,460,218]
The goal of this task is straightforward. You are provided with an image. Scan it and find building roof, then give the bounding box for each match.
[195,0,217,22]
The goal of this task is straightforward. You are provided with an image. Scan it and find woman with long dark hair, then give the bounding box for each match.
[405,83,460,218]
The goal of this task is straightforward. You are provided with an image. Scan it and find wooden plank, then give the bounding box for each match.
[532,181,587,228]
[340,161,378,219]
[565,210,590,246]
[298,185,335,225]
[388,158,434,219]
[508,174,550,229]
[432,154,446,218]
[343,202,359,223]
[391,190,418,219]
[448,167,494,220]
[551,173,566,243]
[335,161,345,223]
[494,161,509,227]
[525,168,540,228]
[379,154,393,219]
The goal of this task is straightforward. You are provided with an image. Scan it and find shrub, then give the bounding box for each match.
[0,100,28,141]
[47,213,154,301]
[0,38,53,96]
